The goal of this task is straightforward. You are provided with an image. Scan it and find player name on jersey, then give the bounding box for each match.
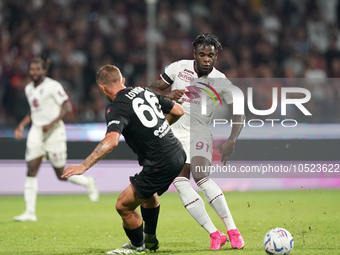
[125,87,145,100]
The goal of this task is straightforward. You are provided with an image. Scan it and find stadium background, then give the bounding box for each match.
[1,0,340,194]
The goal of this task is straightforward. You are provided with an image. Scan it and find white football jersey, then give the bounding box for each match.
[25,77,69,127]
[161,59,233,134]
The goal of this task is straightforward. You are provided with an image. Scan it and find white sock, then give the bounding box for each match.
[24,176,37,214]
[197,177,237,231]
[173,177,217,234]
[67,175,89,186]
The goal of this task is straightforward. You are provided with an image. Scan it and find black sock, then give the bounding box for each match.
[141,205,160,235]
[124,223,144,247]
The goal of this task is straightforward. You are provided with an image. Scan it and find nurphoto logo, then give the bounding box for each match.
[197,82,312,128]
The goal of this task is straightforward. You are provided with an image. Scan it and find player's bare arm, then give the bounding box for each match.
[62,131,120,178]
[42,100,72,132]
[166,102,185,125]
[14,113,32,140]
[219,103,245,165]
[149,78,184,101]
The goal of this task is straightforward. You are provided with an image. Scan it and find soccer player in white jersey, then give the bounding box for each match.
[13,58,99,222]
[149,33,245,250]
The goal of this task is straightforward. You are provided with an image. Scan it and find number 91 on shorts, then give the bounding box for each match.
[191,137,213,162]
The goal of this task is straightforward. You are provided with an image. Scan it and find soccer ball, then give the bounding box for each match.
[263,228,294,254]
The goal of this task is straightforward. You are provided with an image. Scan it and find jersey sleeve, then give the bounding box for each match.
[51,81,69,105]
[155,92,174,114]
[105,101,129,134]
[160,61,179,85]
[24,84,30,98]
[221,78,233,105]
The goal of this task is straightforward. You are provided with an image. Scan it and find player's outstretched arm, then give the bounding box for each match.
[166,102,184,125]
[219,103,245,165]
[42,100,72,132]
[149,78,184,101]
[14,113,32,140]
[61,131,120,178]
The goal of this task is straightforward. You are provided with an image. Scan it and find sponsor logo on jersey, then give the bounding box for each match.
[108,120,120,126]
[32,98,39,108]
[184,85,201,100]
[182,97,201,105]
[178,71,194,83]
[183,82,222,107]
[154,120,171,138]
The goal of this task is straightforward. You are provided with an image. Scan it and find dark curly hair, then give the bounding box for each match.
[192,33,222,51]
[29,57,50,72]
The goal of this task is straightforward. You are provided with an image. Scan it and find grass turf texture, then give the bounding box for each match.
[0,189,339,255]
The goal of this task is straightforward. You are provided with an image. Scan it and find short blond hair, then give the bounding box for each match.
[96,65,122,86]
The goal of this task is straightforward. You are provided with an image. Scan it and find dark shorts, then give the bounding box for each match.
[130,151,186,200]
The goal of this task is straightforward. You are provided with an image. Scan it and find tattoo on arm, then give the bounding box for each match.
[82,141,111,170]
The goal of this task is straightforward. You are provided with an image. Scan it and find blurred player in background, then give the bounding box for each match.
[149,33,245,250]
[62,65,186,254]
[14,57,99,222]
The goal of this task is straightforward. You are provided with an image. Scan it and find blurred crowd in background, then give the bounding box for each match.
[1,0,340,128]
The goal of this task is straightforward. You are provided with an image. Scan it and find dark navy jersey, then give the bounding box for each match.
[105,87,183,167]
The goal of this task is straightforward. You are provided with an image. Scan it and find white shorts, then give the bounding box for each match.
[25,121,67,168]
[190,133,213,163]
[172,129,190,164]
[172,129,213,164]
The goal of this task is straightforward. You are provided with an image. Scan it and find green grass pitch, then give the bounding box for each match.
[1,189,339,254]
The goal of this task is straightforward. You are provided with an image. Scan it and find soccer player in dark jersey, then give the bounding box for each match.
[62,65,186,255]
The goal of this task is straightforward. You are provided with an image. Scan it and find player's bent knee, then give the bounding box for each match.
[192,171,209,183]
[115,203,124,215]
[115,202,129,216]
[177,163,190,179]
